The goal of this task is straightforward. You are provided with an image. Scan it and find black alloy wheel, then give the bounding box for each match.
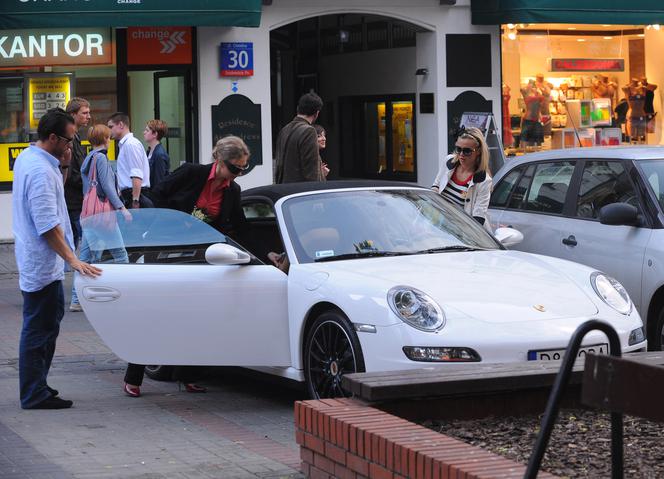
[144,365,175,381]
[304,311,365,399]
[652,308,664,351]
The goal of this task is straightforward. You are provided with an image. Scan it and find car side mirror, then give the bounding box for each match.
[494,227,524,247]
[205,243,251,265]
[599,203,639,226]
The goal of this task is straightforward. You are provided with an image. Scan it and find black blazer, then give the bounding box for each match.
[151,163,246,237]
[148,142,170,188]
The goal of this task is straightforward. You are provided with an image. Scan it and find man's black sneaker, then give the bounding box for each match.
[46,386,59,397]
[28,396,73,409]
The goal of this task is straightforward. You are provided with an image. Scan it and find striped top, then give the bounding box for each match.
[441,169,473,207]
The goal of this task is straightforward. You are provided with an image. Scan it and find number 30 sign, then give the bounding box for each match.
[220,42,254,77]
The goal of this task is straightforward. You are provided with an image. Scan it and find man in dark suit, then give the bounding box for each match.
[274,92,325,183]
[151,135,249,237]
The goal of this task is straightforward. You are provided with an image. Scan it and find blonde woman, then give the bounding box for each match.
[432,127,492,228]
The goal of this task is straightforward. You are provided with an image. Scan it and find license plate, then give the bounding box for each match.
[527,343,609,361]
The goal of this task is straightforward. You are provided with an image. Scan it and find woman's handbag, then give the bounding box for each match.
[80,154,115,229]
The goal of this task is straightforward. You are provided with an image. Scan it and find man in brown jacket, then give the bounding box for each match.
[274,92,325,183]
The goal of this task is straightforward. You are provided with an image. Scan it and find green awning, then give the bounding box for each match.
[472,0,664,25]
[0,0,262,29]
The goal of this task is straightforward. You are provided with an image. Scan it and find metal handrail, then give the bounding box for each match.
[524,320,623,479]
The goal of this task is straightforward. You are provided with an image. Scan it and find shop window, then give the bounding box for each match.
[576,161,639,219]
[446,34,492,87]
[0,78,28,143]
[524,162,575,214]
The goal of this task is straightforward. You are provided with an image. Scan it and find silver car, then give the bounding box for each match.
[489,146,664,348]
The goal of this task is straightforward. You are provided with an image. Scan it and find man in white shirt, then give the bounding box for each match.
[107,112,153,209]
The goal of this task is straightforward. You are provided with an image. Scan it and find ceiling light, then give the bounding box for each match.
[567,27,577,30]
[602,24,612,27]
[638,33,645,37]
[507,31,517,40]
[577,38,586,42]
[604,36,613,39]
[507,23,515,29]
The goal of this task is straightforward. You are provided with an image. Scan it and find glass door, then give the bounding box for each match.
[154,72,192,170]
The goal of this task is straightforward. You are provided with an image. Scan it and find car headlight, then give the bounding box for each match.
[590,272,632,315]
[387,286,445,331]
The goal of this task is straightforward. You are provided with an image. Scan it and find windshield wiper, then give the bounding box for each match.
[413,245,482,254]
[314,251,411,262]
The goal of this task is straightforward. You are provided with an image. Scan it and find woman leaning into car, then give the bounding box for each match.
[431,127,492,229]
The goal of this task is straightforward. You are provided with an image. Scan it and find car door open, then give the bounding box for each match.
[74,208,291,367]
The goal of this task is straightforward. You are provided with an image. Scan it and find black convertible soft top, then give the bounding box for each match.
[241,180,422,203]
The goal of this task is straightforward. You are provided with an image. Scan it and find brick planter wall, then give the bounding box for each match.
[294,398,559,479]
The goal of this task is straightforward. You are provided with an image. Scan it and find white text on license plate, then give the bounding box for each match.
[527,343,609,361]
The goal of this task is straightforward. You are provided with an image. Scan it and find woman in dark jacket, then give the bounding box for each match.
[151,135,249,238]
[144,119,170,188]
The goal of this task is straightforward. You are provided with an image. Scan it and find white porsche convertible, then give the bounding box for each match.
[75,181,646,398]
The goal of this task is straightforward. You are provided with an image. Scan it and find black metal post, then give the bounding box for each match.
[524,320,623,479]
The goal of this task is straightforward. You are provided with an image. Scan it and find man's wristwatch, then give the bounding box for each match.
[132,198,140,204]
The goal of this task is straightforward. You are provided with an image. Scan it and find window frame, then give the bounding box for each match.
[492,159,582,217]
[568,158,654,228]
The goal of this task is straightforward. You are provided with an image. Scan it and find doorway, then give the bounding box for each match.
[339,94,416,180]
[126,69,194,171]
[270,14,427,181]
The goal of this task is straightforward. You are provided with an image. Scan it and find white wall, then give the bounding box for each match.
[196,0,500,189]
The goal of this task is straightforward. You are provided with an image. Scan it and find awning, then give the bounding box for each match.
[0,0,262,29]
[472,0,664,25]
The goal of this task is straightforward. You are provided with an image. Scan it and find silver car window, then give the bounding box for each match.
[638,160,664,211]
[523,162,575,214]
[576,161,640,219]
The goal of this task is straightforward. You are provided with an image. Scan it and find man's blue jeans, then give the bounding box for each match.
[19,280,64,409]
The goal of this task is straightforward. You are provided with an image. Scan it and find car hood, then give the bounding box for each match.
[313,250,599,323]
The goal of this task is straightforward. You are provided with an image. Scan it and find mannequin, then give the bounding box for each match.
[520,78,544,148]
[641,77,658,133]
[502,83,514,147]
[592,75,617,110]
[622,78,647,142]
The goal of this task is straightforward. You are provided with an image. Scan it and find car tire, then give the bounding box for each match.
[144,365,175,381]
[652,308,664,351]
[304,310,365,399]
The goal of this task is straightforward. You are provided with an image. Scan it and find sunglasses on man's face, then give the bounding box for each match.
[454,145,476,156]
[224,159,249,176]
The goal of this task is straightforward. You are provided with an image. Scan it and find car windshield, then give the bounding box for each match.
[281,189,499,264]
[80,208,237,264]
[637,159,664,212]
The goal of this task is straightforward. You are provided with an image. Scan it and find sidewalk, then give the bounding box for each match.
[0,244,303,479]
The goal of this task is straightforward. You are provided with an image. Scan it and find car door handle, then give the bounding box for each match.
[82,287,120,302]
[562,235,577,247]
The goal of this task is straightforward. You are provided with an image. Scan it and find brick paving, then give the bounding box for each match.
[0,245,304,479]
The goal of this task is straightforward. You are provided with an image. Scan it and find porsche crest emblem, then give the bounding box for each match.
[533,304,546,312]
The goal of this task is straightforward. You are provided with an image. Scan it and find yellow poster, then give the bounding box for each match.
[28,76,72,130]
[0,140,116,183]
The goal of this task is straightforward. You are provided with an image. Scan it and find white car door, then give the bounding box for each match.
[558,160,651,312]
[74,208,291,366]
[492,161,576,257]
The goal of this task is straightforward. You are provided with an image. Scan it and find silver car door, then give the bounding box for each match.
[560,160,651,312]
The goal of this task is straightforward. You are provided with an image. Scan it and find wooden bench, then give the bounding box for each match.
[341,351,664,421]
